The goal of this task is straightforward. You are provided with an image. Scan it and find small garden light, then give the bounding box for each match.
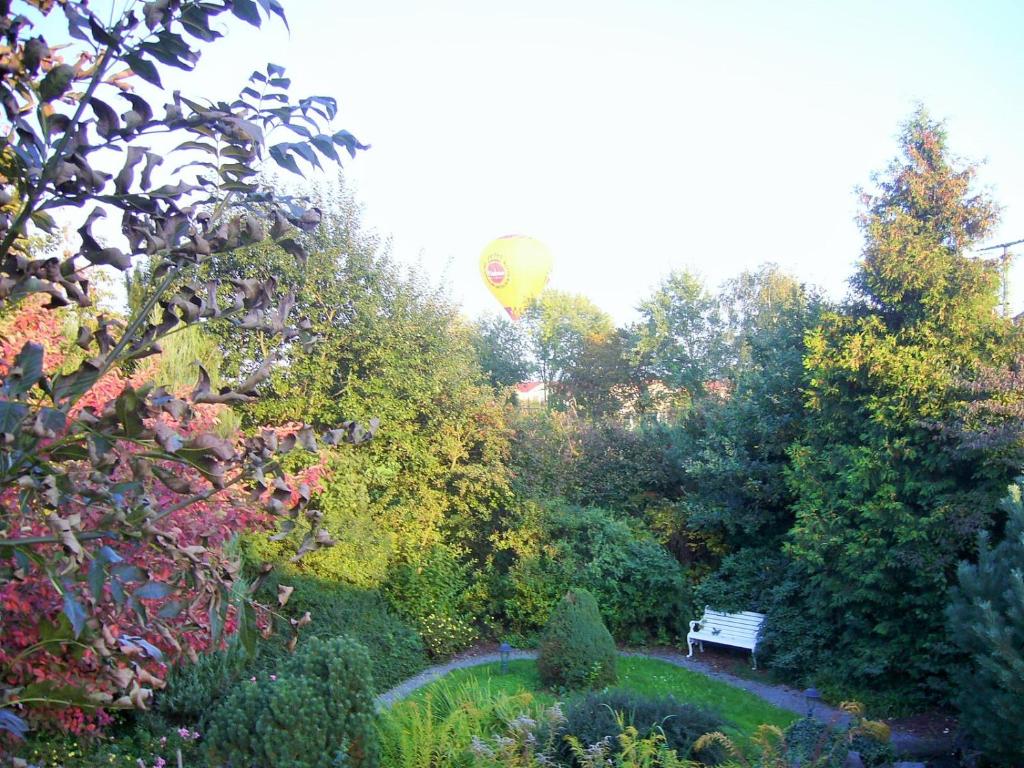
[803,687,821,718]
[499,641,512,674]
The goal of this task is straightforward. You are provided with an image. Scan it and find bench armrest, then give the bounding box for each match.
[689,620,702,633]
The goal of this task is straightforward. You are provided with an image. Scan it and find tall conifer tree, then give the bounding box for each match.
[785,109,1020,700]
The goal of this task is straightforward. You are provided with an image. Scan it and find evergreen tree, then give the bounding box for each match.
[946,481,1024,766]
[784,109,1020,702]
[537,588,617,690]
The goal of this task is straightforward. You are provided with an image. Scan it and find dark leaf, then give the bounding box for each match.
[311,134,340,162]
[112,563,145,582]
[268,519,295,540]
[88,558,106,603]
[134,581,174,600]
[232,0,262,26]
[51,360,102,404]
[0,401,29,435]
[62,590,87,638]
[39,64,75,103]
[98,545,124,563]
[88,13,120,47]
[8,342,44,396]
[157,600,183,619]
[115,146,146,194]
[277,237,307,265]
[111,578,125,606]
[144,0,172,30]
[332,129,370,158]
[114,385,145,438]
[255,0,289,30]
[90,97,120,138]
[125,52,162,87]
[239,600,257,656]
[208,595,226,644]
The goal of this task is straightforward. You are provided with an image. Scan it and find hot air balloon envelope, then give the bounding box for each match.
[479,235,553,320]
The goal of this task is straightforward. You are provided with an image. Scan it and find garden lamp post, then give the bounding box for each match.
[803,687,821,718]
[499,641,512,674]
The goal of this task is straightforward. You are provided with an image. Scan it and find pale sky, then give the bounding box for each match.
[75,1,1024,322]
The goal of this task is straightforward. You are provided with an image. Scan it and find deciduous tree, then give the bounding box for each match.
[0,0,371,736]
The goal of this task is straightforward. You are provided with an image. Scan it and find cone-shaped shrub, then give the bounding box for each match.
[537,588,617,689]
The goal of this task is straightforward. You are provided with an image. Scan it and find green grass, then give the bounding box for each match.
[408,656,797,739]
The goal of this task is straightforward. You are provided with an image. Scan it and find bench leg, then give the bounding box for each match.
[699,641,704,653]
[751,651,757,670]
[687,638,694,658]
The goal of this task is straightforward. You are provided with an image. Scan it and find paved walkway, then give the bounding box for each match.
[376,648,950,759]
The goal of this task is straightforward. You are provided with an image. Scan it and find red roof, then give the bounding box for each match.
[515,381,544,394]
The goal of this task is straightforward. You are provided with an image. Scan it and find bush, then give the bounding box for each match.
[206,636,380,768]
[383,545,480,657]
[537,589,617,690]
[553,690,727,766]
[567,421,684,515]
[946,481,1024,767]
[253,571,428,691]
[500,503,688,644]
[692,546,789,615]
[154,640,251,727]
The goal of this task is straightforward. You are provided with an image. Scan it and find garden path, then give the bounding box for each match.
[375,647,951,760]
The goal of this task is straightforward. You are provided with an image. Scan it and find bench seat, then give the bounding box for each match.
[686,607,766,668]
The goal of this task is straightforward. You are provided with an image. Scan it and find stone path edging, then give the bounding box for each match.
[376,648,950,758]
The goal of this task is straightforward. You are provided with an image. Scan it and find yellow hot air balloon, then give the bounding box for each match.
[479,235,553,320]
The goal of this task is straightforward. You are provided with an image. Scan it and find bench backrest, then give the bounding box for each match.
[700,607,765,641]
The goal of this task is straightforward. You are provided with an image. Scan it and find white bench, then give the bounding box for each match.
[686,607,766,669]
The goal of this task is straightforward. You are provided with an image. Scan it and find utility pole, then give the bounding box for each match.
[979,238,1024,317]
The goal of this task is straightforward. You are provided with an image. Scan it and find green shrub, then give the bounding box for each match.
[206,636,380,768]
[254,571,428,691]
[154,640,251,727]
[567,421,684,515]
[500,503,688,644]
[537,588,617,690]
[383,545,479,657]
[692,546,789,615]
[946,481,1024,767]
[553,690,727,766]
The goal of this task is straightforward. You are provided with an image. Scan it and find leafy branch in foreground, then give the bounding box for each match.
[0,0,372,738]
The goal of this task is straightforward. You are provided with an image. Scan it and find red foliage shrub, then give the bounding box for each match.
[0,300,274,735]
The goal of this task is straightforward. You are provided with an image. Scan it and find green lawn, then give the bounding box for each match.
[408,656,797,739]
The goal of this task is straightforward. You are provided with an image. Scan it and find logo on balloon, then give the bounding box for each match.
[485,259,507,286]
